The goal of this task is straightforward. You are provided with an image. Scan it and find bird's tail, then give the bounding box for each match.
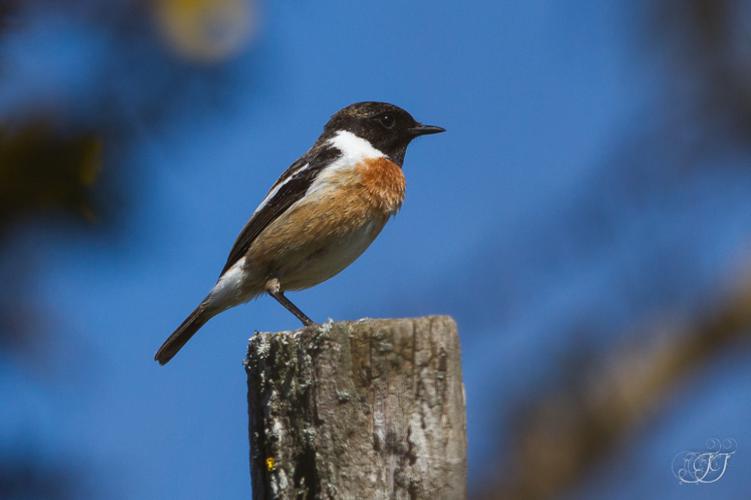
[155,303,213,365]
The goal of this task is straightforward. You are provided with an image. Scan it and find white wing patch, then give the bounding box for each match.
[252,162,310,215]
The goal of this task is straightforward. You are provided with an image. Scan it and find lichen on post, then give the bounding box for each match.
[245,316,467,499]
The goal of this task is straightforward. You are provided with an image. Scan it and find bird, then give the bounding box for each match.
[154,101,444,364]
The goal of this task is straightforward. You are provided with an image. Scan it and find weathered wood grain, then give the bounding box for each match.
[246,316,466,500]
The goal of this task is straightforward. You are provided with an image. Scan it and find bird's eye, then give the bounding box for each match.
[377,114,395,129]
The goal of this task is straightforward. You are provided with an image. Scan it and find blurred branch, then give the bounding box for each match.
[479,272,751,500]
[654,0,751,145]
[474,4,751,497]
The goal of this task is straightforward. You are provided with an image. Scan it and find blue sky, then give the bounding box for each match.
[3,1,751,498]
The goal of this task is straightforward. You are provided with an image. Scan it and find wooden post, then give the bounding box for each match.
[245,316,467,499]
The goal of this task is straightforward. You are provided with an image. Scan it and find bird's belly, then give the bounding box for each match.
[245,194,390,291]
[279,219,384,290]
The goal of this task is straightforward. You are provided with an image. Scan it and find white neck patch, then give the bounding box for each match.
[327,130,384,163]
[294,130,385,202]
[251,130,384,217]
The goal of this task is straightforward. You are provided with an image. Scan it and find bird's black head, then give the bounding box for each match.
[322,102,444,165]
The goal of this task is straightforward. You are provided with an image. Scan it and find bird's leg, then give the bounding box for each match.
[265,278,315,326]
[269,290,314,326]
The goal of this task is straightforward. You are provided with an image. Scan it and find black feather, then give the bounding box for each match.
[219,144,341,276]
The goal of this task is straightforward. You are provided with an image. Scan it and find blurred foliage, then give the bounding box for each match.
[479,271,751,499]
[0,123,102,233]
[2,0,751,498]
[154,0,257,62]
[655,0,751,146]
[0,0,257,496]
[0,121,103,356]
[474,0,751,498]
[0,454,76,500]
[0,0,257,351]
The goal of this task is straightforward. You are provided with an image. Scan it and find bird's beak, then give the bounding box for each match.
[409,123,446,137]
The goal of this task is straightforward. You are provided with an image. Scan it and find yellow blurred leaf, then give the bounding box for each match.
[153,0,257,62]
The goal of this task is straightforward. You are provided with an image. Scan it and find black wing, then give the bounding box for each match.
[218,144,341,276]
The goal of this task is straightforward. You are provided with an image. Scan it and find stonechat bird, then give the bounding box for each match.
[154,102,444,364]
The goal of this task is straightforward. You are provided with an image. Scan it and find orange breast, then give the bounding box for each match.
[245,157,405,278]
[355,157,406,215]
